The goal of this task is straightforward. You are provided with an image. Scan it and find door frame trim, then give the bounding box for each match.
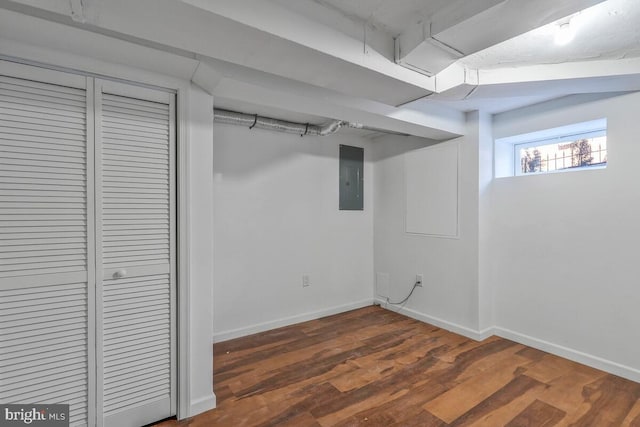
[175,77,192,421]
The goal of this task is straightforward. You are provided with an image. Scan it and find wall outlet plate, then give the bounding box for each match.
[303,275,310,287]
[416,274,424,287]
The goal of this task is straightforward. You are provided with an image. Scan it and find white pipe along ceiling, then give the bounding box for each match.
[214,109,347,137]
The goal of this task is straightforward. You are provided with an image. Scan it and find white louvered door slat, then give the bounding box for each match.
[1,62,176,427]
[0,63,94,427]
[95,80,176,427]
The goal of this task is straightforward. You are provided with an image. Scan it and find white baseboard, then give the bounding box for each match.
[375,298,494,341]
[377,299,640,384]
[212,299,374,343]
[188,393,216,418]
[494,327,640,384]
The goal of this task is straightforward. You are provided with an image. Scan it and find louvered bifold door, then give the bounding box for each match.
[94,80,176,427]
[0,61,95,427]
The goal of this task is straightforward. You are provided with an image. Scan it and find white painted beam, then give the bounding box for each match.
[0,7,465,139]
[3,0,640,127]
[0,9,199,81]
[193,60,465,140]
[427,56,640,103]
[479,57,640,87]
[181,0,393,63]
[396,0,607,76]
[473,59,640,99]
[0,0,435,105]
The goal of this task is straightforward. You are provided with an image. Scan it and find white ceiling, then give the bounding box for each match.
[278,0,640,115]
[3,0,640,139]
[283,0,453,36]
[461,0,640,69]
[299,0,640,72]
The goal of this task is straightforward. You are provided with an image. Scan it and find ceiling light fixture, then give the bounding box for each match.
[554,21,576,46]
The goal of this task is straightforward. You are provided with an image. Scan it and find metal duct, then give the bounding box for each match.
[213,108,410,137]
[213,108,345,136]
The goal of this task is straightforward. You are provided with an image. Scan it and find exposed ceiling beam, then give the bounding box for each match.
[179,0,437,103]
[0,6,466,140]
[182,0,394,63]
[0,0,434,105]
[396,0,607,76]
[474,57,640,98]
[192,59,466,140]
[0,8,200,81]
[2,0,640,128]
[421,57,640,106]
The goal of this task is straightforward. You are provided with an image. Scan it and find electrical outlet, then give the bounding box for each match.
[416,274,423,287]
[302,275,310,287]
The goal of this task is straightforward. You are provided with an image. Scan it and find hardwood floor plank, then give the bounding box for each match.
[213,327,307,358]
[310,346,449,422]
[516,347,548,362]
[435,335,502,364]
[271,411,321,427]
[534,368,607,424]
[622,399,640,427]
[465,385,547,427]
[234,326,422,398]
[214,384,235,404]
[220,333,362,394]
[505,399,566,427]
[568,375,640,426]
[524,354,600,385]
[448,375,547,426]
[252,383,340,427]
[391,410,448,427]
[332,381,448,426]
[329,332,450,393]
[153,306,640,427]
[299,306,386,336]
[315,388,411,426]
[423,345,530,423]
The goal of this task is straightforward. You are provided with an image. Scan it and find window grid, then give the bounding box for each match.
[516,134,607,176]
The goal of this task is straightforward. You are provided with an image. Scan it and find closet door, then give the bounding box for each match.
[0,62,95,427]
[94,80,176,427]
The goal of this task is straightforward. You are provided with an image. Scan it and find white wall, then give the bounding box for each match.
[372,128,485,337]
[211,124,374,341]
[491,92,640,380]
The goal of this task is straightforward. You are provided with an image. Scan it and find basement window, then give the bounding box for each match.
[495,119,607,178]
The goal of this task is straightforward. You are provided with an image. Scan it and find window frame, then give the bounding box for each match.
[494,118,607,178]
[514,128,607,176]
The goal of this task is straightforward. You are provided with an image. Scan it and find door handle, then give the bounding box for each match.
[113,269,127,279]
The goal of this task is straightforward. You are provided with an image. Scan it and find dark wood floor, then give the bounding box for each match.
[156,306,640,426]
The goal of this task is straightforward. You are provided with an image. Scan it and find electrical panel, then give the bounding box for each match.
[339,145,364,210]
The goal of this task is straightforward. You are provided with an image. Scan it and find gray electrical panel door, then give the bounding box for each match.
[339,145,364,210]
